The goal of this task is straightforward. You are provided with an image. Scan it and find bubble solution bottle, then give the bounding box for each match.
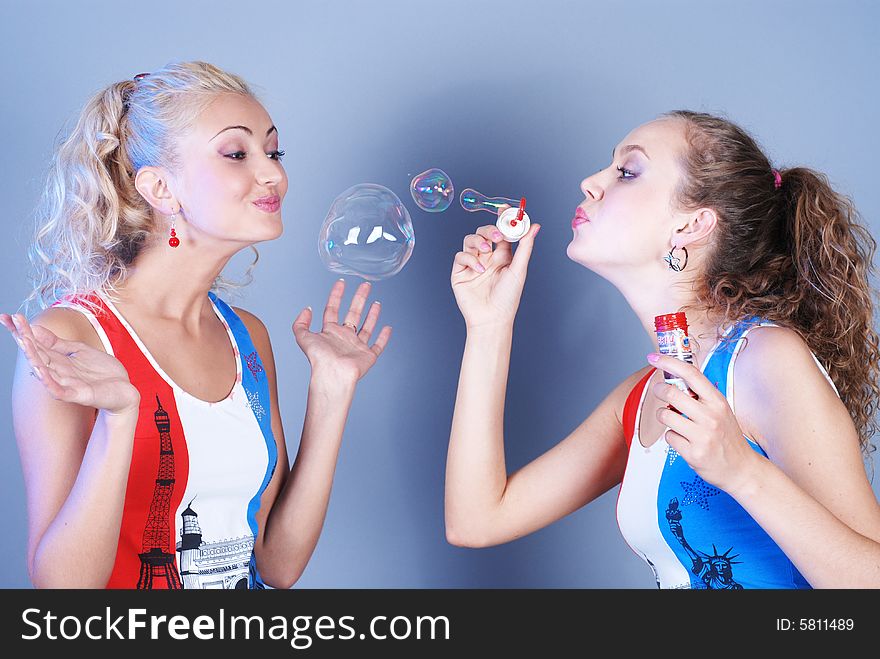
[654,312,699,413]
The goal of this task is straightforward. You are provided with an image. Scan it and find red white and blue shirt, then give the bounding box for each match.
[616,316,837,589]
[54,291,277,589]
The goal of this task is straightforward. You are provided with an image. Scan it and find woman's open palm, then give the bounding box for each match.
[1,312,140,415]
[291,280,392,385]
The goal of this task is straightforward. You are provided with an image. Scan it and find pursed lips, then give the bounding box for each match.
[572,207,590,228]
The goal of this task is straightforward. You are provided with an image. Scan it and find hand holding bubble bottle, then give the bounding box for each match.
[451,188,541,330]
[653,312,700,414]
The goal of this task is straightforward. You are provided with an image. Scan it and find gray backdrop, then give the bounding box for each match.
[1,0,877,588]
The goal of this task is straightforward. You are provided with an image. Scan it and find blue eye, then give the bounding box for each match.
[617,166,636,180]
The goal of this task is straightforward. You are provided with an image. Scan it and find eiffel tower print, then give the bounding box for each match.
[137,395,182,589]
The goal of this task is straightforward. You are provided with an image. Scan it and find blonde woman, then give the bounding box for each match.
[446,111,880,588]
[2,61,392,589]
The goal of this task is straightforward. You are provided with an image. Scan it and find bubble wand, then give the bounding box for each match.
[460,189,531,242]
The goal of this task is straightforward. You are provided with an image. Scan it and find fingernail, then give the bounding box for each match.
[492,231,502,240]
[11,315,20,328]
[477,264,486,273]
[534,225,541,236]
[647,353,660,364]
[32,366,42,379]
[16,337,25,350]
[374,300,381,305]
[480,242,490,251]
[306,305,312,311]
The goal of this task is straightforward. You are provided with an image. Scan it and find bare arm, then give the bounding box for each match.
[446,329,637,547]
[243,310,355,589]
[240,280,392,588]
[258,365,356,588]
[730,327,880,587]
[445,221,632,547]
[731,458,880,587]
[3,310,140,587]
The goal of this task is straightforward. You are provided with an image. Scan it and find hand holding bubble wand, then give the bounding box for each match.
[451,188,541,329]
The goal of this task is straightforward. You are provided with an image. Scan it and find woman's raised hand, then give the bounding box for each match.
[291,280,392,386]
[1,312,140,416]
[451,214,541,330]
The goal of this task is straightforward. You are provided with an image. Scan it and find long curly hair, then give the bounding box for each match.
[25,60,262,315]
[666,110,879,460]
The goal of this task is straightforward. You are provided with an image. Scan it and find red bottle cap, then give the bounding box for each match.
[654,312,688,333]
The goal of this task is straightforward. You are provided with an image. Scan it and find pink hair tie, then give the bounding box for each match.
[772,169,782,190]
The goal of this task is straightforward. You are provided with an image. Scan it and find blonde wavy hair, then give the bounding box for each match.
[667,110,879,462]
[25,60,262,314]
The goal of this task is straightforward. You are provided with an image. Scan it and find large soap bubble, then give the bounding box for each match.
[410,167,454,212]
[318,183,415,281]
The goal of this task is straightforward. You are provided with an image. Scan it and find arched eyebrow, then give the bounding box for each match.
[211,125,277,141]
[611,144,650,160]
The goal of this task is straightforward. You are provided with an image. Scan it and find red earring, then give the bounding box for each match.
[168,210,180,248]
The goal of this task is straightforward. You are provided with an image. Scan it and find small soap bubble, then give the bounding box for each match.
[318,183,415,281]
[410,168,454,212]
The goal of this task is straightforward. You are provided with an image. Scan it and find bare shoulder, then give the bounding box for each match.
[232,306,267,335]
[608,365,655,424]
[734,324,836,395]
[231,306,273,358]
[733,324,847,446]
[29,306,105,352]
[738,323,809,355]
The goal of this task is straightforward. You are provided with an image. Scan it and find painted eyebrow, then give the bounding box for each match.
[611,144,650,160]
[211,125,278,141]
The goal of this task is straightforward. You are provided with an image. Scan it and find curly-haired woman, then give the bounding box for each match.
[446,111,880,588]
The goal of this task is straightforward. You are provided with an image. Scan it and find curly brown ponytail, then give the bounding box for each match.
[666,110,880,458]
